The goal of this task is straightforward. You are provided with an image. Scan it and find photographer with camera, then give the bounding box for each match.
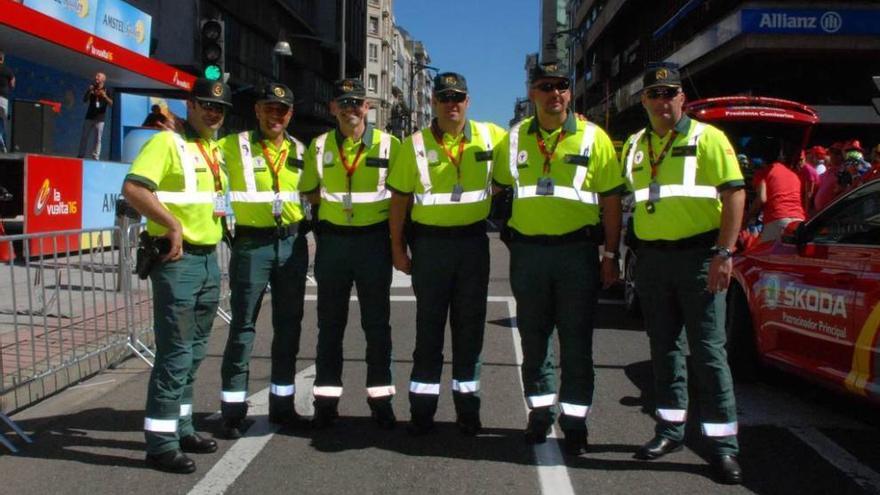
[78,72,112,160]
[121,78,232,474]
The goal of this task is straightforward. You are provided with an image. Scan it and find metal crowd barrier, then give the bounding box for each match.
[0,214,234,452]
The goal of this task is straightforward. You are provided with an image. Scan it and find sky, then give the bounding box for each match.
[393,0,540,126]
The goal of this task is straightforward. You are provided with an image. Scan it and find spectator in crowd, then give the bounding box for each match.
[744,137,805,242]
[0,49,15,153]
[78,72,112,159]
[797,150,819,216]
[806,145,827,175]
[141,104,168,129]
[813,142,845,212]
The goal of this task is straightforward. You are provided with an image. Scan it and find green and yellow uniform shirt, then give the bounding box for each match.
[493,113,624,236]
[220,129,306,228]
[301,125,399,227]
[387,119,505,227]
[621,115,744,241]
[126,125,227,245]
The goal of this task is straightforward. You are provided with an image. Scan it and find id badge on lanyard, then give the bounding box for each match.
[451,183,464,202]
[213,192,228,217]
[272,192,284,217]
[648,181,661,203]
[536,177,555,196]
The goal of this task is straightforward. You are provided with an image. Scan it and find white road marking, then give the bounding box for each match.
[788,426,880,493]
[188,365,316,495]
[504,297,576,495]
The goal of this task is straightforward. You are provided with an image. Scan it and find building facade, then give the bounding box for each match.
[570,0,880,142]
[365,0,394,130]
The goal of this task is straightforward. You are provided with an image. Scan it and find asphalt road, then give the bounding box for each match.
[2,234,879,494]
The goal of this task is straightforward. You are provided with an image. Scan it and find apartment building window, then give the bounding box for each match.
[369,16,379,35]
[368,74,378,93]
[369,43,378,63]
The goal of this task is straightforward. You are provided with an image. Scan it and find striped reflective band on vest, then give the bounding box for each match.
[412,123,493,206]
[702,421,738,437]
[314,131,391,204]
[526,393,556,408]
[312,385,343,398]
[154,134,215,205]
[228,131,303,204]
[270,383,295,397]
[624,123,718,203]
[409,381,440,395]
[559,402,590,418]
[144,417,178,433]
[656,408,687,422]
[451,380,479,393]
[508,121,599,205]
[367,385,396,398]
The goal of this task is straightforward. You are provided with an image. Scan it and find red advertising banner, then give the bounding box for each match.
[25,155,84,255]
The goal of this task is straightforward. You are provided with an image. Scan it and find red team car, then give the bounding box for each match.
[685,97,880,402]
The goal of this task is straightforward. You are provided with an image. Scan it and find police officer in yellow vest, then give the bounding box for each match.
[623,62,744,485]
[492,62,623,455]
[300,79,400,429]
[122,78,231,473]
[388,72,505,436]
[218,83,309,438]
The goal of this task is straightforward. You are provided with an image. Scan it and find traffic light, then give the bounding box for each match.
[873,75,880,116]
[200,19,224,81]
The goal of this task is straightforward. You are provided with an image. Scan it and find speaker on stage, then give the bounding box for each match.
[11,99,56,154]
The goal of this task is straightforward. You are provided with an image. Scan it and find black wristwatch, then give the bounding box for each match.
[710,245,734,260]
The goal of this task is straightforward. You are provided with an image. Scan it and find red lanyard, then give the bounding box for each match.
[338,140,366,192]
[259,140,289,193]
[645,130,678,180]
[195,140,223,192]
[536,130,566,175]
[432,129,467,181]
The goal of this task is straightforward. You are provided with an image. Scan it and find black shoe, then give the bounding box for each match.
[712,455,743,485]
[312,405,339,430]
[524,413,553,445]
[406,416,435,436]
[145,449,196,474]
[456,412,482,436]
[633,436,683,460]
[562,429,588,456]
[269,410,305,428]
[370,402,397,430]
[179,433,218,454]
[221,419,245,440]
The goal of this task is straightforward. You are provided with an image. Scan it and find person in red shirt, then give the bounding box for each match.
[813,142,845,212]
[797,150,819,216]
[744,137,805,242]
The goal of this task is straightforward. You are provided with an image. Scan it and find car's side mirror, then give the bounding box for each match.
[781,221,805,244]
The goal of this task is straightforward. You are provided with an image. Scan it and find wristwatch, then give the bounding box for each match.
[710,245,734,260]
[602,250,618,260]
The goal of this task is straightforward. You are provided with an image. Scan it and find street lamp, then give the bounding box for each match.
[408,62,438,133]
[272,40,292,80]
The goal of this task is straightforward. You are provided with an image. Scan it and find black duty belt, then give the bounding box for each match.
[182,241,216,255]
[235,223,298,240]
[317,220,389,236]
[504,225,602,245]
[412,221,486,238]
[638,229,718,250]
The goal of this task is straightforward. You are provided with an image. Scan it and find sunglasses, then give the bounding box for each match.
[435,92,467,103]
[532,80,571,92]
[645,87,680,100]
[336,98,365,109]
[197,100,227,113]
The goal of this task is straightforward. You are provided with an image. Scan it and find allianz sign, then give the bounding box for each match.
[757,11,843,33]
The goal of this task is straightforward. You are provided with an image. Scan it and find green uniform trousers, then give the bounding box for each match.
[509,238,599,431]
[313,223,393,406]
[220,231,308,421]
[409,228,489,419]
[635,246,739,455]
[145,250,220,455]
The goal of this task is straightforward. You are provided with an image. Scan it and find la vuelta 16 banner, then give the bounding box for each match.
[25,155,84,255]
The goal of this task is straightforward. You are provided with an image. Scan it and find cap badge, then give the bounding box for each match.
[443,75,457,86]
[634,150,644,165]
[342,81,354,92]
[273,86,285,98]
[212,83,224,97]
[655,68,668,81]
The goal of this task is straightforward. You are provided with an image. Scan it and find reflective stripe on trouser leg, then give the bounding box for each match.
[145,252,219,454]
[180,404,193,418]
[220,390,249,421]
[656,409,687,422]
[702,422,738,437]
[367,385,396,398]
[559,403,590,418]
